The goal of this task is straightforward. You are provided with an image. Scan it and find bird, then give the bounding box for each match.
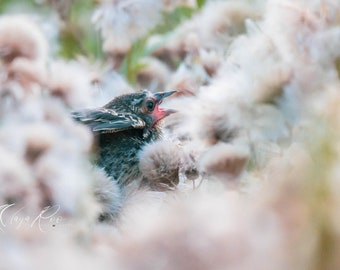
[72,89,177,189]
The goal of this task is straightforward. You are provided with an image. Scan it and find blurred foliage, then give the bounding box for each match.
[196,0,206,9]
[119,5,197,85]
[120,38,148,85]
[335,57,340,79]
[58,0,102,60]
[0,0,207,83]
[0,0,8,12]
[0,0,42,14]
[152,6,196,34]
[305,122,337,270]
[121,2,207,85]
[0,0,100,60]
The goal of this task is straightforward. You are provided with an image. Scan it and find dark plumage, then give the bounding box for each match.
[72,90,176,188]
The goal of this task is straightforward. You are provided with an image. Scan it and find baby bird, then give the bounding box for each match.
[72,90,176,189]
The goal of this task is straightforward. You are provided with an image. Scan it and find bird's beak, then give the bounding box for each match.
[151,91,177,125]
[153,90,177,103]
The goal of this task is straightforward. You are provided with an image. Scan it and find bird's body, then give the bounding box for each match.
[72,90,176,189]
[97,127,159,186]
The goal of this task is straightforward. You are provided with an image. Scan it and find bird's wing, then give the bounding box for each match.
[72,108,146,133]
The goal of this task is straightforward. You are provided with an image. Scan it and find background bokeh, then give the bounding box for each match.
[1,0,340,269]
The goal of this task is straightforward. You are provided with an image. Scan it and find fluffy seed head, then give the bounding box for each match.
[93,168,122,222]
[0,15,48,64]
[198,143,249,183]
[139,140,181,191]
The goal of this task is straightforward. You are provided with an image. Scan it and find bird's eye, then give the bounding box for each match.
[146,100,155,111]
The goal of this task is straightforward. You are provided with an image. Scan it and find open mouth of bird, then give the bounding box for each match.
[151,90,177,126]
[153,104,176,122]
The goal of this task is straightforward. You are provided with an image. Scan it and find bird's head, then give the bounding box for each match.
[105,89,177,128]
